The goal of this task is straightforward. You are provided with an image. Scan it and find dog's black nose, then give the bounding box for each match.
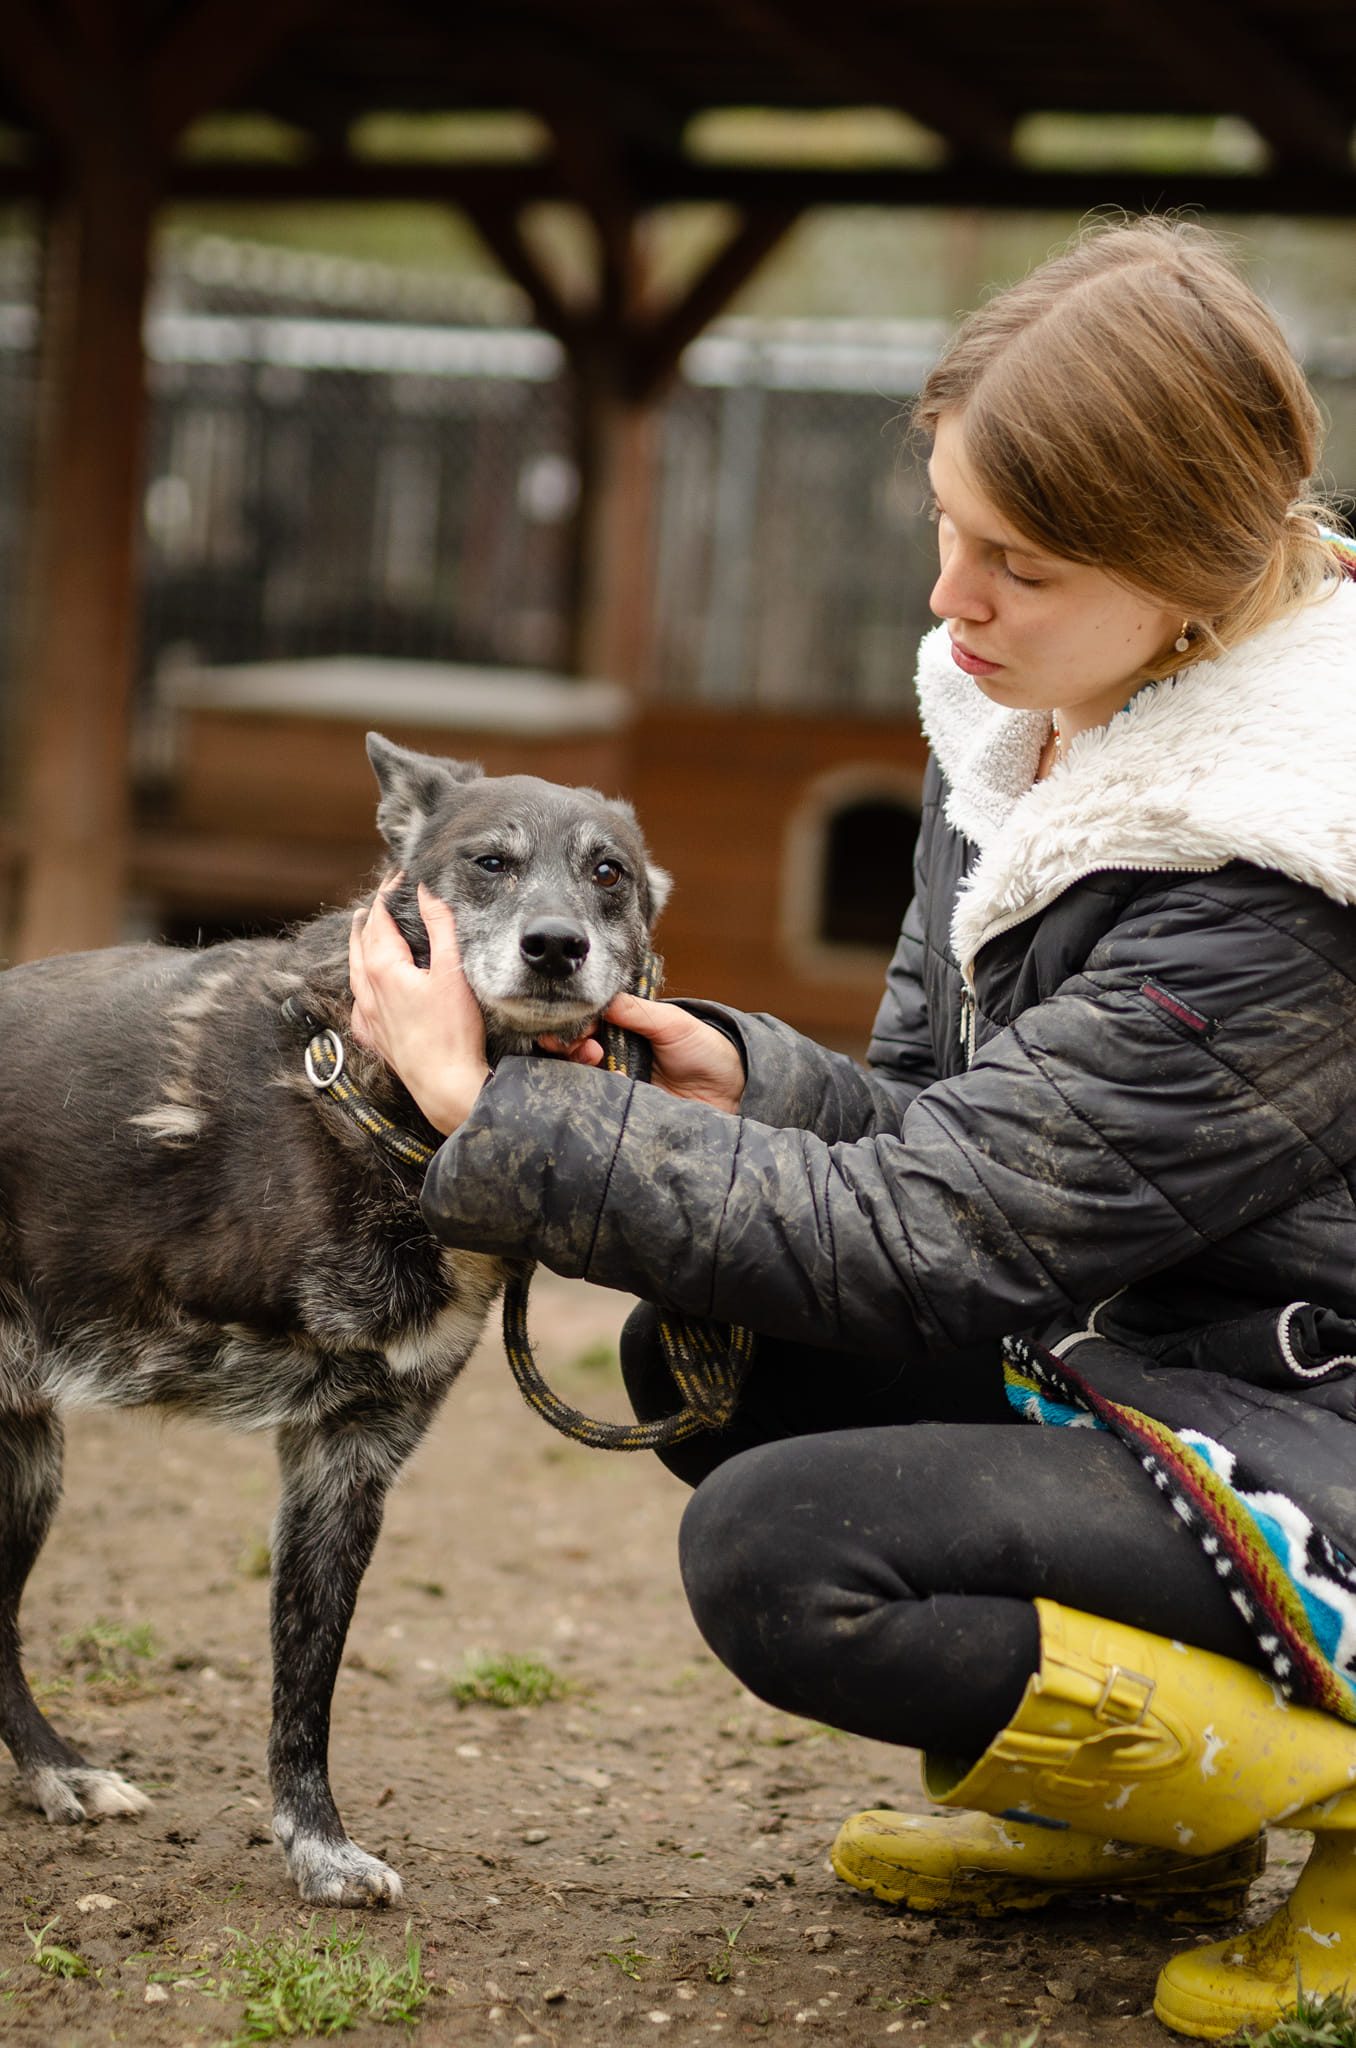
[520,917,590,978]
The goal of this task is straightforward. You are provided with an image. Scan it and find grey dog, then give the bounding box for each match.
[0,733,670,1905]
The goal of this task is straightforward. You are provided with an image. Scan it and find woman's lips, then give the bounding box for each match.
[950,637,1002,678]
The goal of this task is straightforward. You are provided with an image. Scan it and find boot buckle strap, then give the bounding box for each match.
[1096,1665,1155,1727]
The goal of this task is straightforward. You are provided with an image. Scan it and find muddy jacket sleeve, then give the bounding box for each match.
[421,889,1356,1359]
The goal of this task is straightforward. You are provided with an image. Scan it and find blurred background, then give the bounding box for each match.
[3,3,1356,1048]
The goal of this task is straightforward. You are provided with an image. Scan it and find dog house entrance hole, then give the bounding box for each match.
[820,797,919,949]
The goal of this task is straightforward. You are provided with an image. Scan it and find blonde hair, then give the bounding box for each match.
[916,218,1344,676]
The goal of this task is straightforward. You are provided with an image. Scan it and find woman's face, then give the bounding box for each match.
[928,412,1182,737]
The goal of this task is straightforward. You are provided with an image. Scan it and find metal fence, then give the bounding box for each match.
[1,231,1354,738]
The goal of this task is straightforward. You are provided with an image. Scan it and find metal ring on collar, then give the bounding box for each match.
[304,1029,345,1090]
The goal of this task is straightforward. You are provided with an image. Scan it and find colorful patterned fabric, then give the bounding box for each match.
[1004,1335,1356,1724]
[1322,527,1356,581]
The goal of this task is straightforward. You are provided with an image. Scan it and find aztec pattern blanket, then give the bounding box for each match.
[1003,1334,1356,1725]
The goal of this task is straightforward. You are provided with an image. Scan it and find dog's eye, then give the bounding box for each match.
[474,855,506,874]
[592,860,624,888]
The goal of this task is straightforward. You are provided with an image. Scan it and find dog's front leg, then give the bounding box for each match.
[0,1403,150,1823]
[268,1402,433,1906]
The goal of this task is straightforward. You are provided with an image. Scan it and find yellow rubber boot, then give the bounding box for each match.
[1155,1798,1356,2038]
[923,1601,1356,1856]
[831,1807,1264,1920]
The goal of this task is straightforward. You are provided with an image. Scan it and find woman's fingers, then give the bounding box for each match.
[598,994,745,1113]
[417,881,465,971]
[540,995,744,1107]
[603,991,678,1041]
[537,1029,605,1065]
[345,878,491,1134]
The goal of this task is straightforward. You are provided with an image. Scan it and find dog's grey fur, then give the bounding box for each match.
[0,733,669,1905]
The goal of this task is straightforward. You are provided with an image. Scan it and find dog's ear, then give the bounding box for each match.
[643,862,673,925]
[366,733,481,861]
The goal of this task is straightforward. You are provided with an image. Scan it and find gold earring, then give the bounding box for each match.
[1174,619,1191,654]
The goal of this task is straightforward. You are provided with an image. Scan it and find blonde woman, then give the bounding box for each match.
[351,221,1356,2038]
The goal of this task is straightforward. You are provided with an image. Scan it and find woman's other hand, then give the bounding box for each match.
[349,881,490,1136]
[539,993,746,1115]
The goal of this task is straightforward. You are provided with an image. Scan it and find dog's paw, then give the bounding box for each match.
[275,1822,404,1907]
[20,1765,150,1824]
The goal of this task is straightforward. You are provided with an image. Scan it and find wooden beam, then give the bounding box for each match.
[701,0,1012,165]
[162,158,558,205]
[573,395,661,688]
[627,204,801,402]
[1093,0,1353,176]
[537,114,637,299]
[146,0,335,156]
[10,148,157,958]
[0,155,1340,218]
[0,0,85,155]
[0,0,353,958]
[457,197,584,352]
[483,18,688,158]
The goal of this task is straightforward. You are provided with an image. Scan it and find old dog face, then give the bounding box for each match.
[368,734,672,1052]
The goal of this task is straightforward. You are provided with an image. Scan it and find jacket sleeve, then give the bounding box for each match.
[422,880,1356,1358]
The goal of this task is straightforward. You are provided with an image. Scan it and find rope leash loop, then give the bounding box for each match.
[501,948,755,1451]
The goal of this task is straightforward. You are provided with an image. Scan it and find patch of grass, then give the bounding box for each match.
[25,1921,91,1980]
[447,1652,569,1708]
[570,1341,619,1375]
[30,1675,73,1705]
[1243,1991,1356,2048]
[706,1911,752,1985]
[216,1919,429,2041]
[60,1618,157,1683]
[237,1538,273,1580]
[601,1935,649,1981]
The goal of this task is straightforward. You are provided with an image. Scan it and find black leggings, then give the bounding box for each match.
[622,1308,1264,1760]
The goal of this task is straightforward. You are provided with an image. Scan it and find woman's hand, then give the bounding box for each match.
[540,993,746,1115]
[349,880,490,1136]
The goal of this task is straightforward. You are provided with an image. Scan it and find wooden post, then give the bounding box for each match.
[570,373,660,687]
[463,177,798,692]
[10,147,156,958]
[1,0,326,960]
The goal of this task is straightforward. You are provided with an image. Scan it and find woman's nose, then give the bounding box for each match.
[930,546,993,624]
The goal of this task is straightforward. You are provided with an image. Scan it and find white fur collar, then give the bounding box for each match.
[915,579,1356,977]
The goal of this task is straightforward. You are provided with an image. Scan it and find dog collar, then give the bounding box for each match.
[281,996,437,1173]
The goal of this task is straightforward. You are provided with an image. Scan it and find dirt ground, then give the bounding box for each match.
[0,1271,1305,2047]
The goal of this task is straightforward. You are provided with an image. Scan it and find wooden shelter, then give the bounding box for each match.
[2,0,1356,967]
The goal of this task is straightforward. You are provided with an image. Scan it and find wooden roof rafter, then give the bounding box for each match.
[447,9,691,159]
[0,0,330,173]
[696,0,1012,166]
[351,0,802,402]
[1091,0,1353,176]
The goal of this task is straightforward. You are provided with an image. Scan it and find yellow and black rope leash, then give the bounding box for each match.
[295,1014,441,1172]
[501,950,754,1450]
[287,966,752,1451]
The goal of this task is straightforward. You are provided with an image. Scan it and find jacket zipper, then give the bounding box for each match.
[958,988,978,1069]
[957,858,1225,1071]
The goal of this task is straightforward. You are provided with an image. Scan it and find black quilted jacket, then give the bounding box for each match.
[423,587,1356,1464]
